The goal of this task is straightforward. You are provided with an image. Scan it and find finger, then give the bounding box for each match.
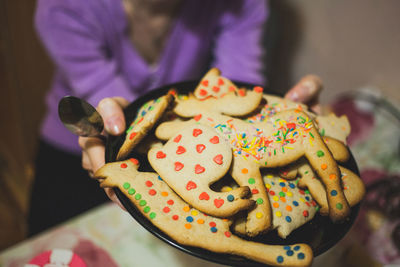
[105,188,127,211]
[285,74,323,104]
[79,136,106,173]
[97,97,127,135]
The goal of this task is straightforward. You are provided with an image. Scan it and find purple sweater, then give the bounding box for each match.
[35,0,268,154]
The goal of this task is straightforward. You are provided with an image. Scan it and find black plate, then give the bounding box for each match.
[105,81,361,267]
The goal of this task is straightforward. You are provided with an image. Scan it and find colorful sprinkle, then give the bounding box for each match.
[256,212,263,219]
[186,216,194,222]
[248,178,255,184]
[277,256,284,263]
[123,182,130,189]
[256,198,264,204]
[149,212,156,219]
[330,190,338,196]
[336,203,343,210]
[316,150,325,157]
[321,164,328,170]
[227,194,235,202]
[143,206,150,213]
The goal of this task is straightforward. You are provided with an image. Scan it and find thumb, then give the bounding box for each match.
[97,97,126,135]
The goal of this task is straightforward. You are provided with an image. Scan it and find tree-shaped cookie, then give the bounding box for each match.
[94,158,314,267]
[116,92,173,160]
[148,123,254,218]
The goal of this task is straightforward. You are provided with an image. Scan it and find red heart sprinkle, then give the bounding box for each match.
[173,134,182,143]
[199,89,208,96]
[194,114,202,121]
[218,78,224,85]
[156,151,166,159]
[201,80,209,87]
[238,89,246,96]
[186,181,197,190]
[196,144,206,153]
[228,86,236,92]
[213,154,223,165]
[174,162,184,171]
[195,164,205,174]
[129,132,137,140]
[145,181,153,187]
[214,199,224,208]
[176,146,186,154]
[120,163,127,168]
[193,128,203,137]
[254,86,263,93]
[199,192,210,200]
[212,86,220,93]
[209,136,219,144]
[129,158,139,165]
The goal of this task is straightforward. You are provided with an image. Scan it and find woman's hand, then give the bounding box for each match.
[284,74,323,113]
[79,97,129,210]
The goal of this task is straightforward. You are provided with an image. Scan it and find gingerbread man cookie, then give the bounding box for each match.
[148,123,254,218]
[94,158,314,267]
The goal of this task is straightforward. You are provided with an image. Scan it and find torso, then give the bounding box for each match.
[122,0,182,65]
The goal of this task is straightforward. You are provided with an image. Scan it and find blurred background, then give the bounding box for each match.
[0,0,399,265]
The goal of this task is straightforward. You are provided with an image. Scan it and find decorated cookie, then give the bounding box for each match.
[315,113,351,144]
[263,173,319,238]
[292,159,365,216]
[246,94,309,123]
[116,93,173,160]
[221,174,318,239]
[94,159,314,267]
[174,87,264,118]
[193,68,239,99]
[148,123,254,218]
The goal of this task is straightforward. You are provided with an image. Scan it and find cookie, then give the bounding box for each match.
[193,68,239,99]
[148,123,254,218]
[116,93,173,160]
[174,86,264,118]
[246,94,309,123]
[222,173,319,239]
[94,158,314,267]
[292,159,365,216]
[315,113,351,144]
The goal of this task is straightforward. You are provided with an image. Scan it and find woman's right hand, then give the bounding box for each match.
[79,97,129,210]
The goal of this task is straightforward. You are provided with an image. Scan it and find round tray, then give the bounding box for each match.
[106,80,360,267]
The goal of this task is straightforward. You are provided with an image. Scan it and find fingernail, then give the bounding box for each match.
[106,116,124,135]
[301,80,317,96]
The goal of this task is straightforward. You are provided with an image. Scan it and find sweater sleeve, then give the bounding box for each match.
[212,0,269,86]
[35,1,135,107]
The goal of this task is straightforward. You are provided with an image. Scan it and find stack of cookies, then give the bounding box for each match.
[94,68,365,267]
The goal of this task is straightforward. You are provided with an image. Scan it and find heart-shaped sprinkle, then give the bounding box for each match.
[228,86,236,92]
[173,134,182,143]
[129,158,139,165]
[238,89,246,97]
[201,80,209,87]
[129,132,137,140]
[195,164,205,174]
[186,181,197,190]
[196,144,206,153]
[213,154,223,165]
[214,199,224,208]
[176,146,186,154]
[193,128,203,137]
[212,86,220,93]
[199,89,207,96]
[254,86,263,93]
[194,114,202,121]
[199,192,210,200]
[218,78,224,85]
[174,162,184,171]
[209,136,219,144]
[156,151,166,159]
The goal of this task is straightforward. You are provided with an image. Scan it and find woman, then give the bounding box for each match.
[29,0,320,235]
